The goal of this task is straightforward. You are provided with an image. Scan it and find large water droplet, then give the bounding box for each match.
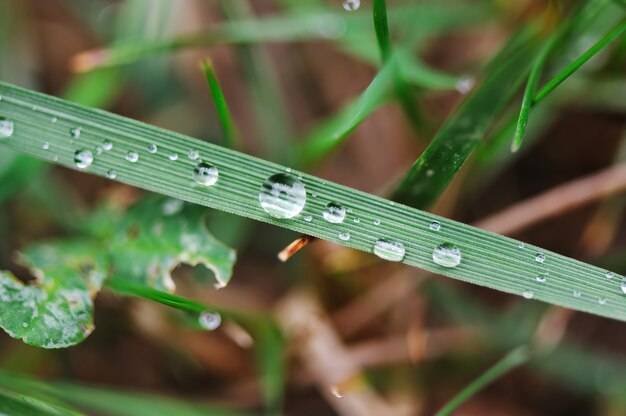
[198,311,221,331]
[193,161,219,186]
[342,0,360,11]
[535,253,545,263]
[0,117,14,138]
[102,140,113,151]
[323,202,346,224]
[74,149,93,169]
[70,127,81,139]
[373,239,405,262]
[148,144,158,153]
[432,243,462,268]
[430,221,441,231]
[126,150,139,162]
[259,173,306,219]
[522,290,534,299]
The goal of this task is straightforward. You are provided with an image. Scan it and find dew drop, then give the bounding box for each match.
[605,271,615,279]
[432,243,462,268]
[168,152,178,161]
[323,202,346,224]
[518,242,525,249]
[353,217,360,223]
[621,280,626,295]
[42,142,50,150]
[102,140,113,151]
[74,149,93,169]
[536,273,547,283]
[198,311,222,331]
[285,167,292,173]
[162,198,184,216]
[339,232,350,241]
[106,169,117,179]
[125,150,139,162]
[374,219,381,225]
[193,161,219,186]
[342,0,360,11]
[188,150,199,160]
[148,143,158,153]
[259,173,307,219]
[0,117,14,138]
[430,221,441,231]
[522,290,534,299]
[50,116,58,123]
[535,253,545,263]
[598,298,607,305]
[426,169,434,177]
[95,147,102,156]
[373,239,405,262]
[573,290,581,298]
[304,215,313,222]
[70,127,81,139]
[455,75,475,94]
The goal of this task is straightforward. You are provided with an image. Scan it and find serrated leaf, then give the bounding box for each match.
[109,197,236,291]
[0,241,106,348]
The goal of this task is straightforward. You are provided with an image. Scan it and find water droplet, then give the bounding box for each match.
[432,243,462,268]
[70,127,81,139]
[353,217,360,223]
[50,116,58,123]
[168,152,178,161]
[198,311,221,331]
[374,219,381,225]
[323,202,346,224]
[286,167,292,173]
[535,253,545,263]
[188,150,199,160]
[426,169,434,177]
[430,221,441,231]
[0,117,14,138]
[339,232,350,241]
[605,271,614,279]
[312,193,318,198]
[536,272,547,283]
[304,215,313,222]
[102,140,113,151]
[193,161,219,186]
[373,239,405,262]
[518,242,525,249]
[342,0,360,11]
[22,322,28,328]
[106,169,117,179]
[455,75,475,94]
[125,150,139,162]
[42,142,50,150]
[573,290,581,298]
[53,156,58,162]
[522,290,534,299]
[162,198,184,216]
[74,149,93,169]
[259,173,306,219]
[598,298,607,305]
[148,143,158,153]
[621,280,626,295]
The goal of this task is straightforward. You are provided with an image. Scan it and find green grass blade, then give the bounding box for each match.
[3,82,626,322]
[373,0,392,62]
[200,58,239,149]
[435,346,530,416]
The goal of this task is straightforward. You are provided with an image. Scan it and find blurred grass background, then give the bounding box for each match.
[0,0,625,415]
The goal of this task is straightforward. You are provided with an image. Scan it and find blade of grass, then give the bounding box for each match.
[3,81,626,323]
[435,346,531,416]
[200,58,239,150]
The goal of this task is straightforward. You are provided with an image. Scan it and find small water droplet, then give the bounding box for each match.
[0,117,14,138]
[42,142,50,150]
[573,290,581,298]
[605,271,615,279]
[22,322,28,328]
[162,198,184,216]
[620,280,626,295]
[536,272,547,283]
[432,243,462,268]
[455,75,475,94]
[339,232,350,241]
[53,156,58,162]
[304,215,313,222]
[168,152,178,161]
[95,146,102,155]
[102,140,113,151]
[198,311,221,331]
[518,242,525,249]
[598,298,607,305]
[106,169,117,179]
[148,143,158,153]
[188,150,199,160]
[312,193,318,198]
[426,169,434,177]
[70,127,81,139]
[74,149,93,169]
[323,202,346,224]
[193,161,219,186]
[125,150,139,162]
[522,290,534,299]
[342,0,360,11]
[50,116,58,123]
[259,173,306,219]
[353,217,360,223]
[535,253,545,263]
[430,221,441,231]
[285,167,292,173]
[374,219,381,225]
[373,239,405,262]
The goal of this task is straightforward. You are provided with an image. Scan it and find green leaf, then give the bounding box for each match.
[0,386,81,416]
[0,241,107,348]
[108,196,236,291]
[3,82,626,324]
